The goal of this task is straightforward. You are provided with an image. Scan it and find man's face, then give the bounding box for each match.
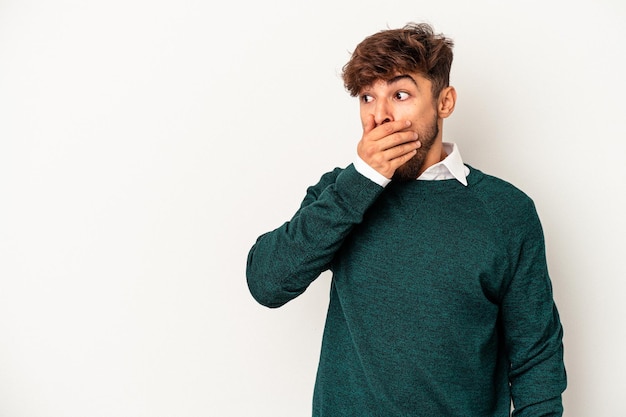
[359,73,440,181]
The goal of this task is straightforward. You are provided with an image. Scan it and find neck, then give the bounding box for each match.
[418,138,446,177]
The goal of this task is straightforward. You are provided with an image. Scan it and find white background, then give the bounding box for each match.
[1,0,625,416]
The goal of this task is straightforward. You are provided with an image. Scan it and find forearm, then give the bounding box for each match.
[246,165,383,308]
[509,313,566,416]
[512,395,564,417]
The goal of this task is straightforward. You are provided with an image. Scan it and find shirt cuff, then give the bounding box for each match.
[353,154,391,187]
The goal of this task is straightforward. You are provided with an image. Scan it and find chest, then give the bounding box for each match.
[332,192,509,308]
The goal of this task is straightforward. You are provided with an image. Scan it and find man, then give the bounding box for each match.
[246,22,566,416]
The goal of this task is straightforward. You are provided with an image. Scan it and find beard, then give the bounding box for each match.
[392,114,439,182]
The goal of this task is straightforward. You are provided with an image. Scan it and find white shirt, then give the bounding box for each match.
[354,142,470,187]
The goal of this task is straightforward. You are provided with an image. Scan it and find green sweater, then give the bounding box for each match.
[247,164,566,416]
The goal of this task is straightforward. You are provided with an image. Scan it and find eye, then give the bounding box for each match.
[394,91,410,101]
[360,94,374,104]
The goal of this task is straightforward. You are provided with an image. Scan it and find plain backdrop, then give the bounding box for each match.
[1,0,625,416]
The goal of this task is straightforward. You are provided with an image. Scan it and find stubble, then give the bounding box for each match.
[392,115,439,182]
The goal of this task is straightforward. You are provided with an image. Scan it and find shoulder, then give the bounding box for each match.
[467,165,534,205]
[466,165,540,230]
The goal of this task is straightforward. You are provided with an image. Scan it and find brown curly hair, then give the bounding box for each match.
[342,23,454,99]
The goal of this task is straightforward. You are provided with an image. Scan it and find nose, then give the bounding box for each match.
[374,100,393,126]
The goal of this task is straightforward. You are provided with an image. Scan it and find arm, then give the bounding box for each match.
[246,118,420,308]
[246,165,384,308]
[502,201,567,416]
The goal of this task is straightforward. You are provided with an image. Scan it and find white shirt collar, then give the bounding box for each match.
[417,142,470,186]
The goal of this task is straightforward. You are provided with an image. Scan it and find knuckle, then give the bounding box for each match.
[382,124,394,134]
[394,131,409,143]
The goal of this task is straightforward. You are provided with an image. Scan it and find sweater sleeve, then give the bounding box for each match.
[501,199,567,416]
[246,164,384,308]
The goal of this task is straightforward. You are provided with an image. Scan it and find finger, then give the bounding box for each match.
[390,148,418,170]
[358,130,417,164]
[379,130,419,151]
[370,120,412,141]
[384,139,421,160]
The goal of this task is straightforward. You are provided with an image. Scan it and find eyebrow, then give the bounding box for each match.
[359,74,419,97]
[387,74,418,87]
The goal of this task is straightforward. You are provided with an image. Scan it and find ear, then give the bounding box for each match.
[437,86,457,119]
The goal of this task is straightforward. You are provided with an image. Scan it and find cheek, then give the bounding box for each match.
[359,108,375,128]
[409,104,437,124]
